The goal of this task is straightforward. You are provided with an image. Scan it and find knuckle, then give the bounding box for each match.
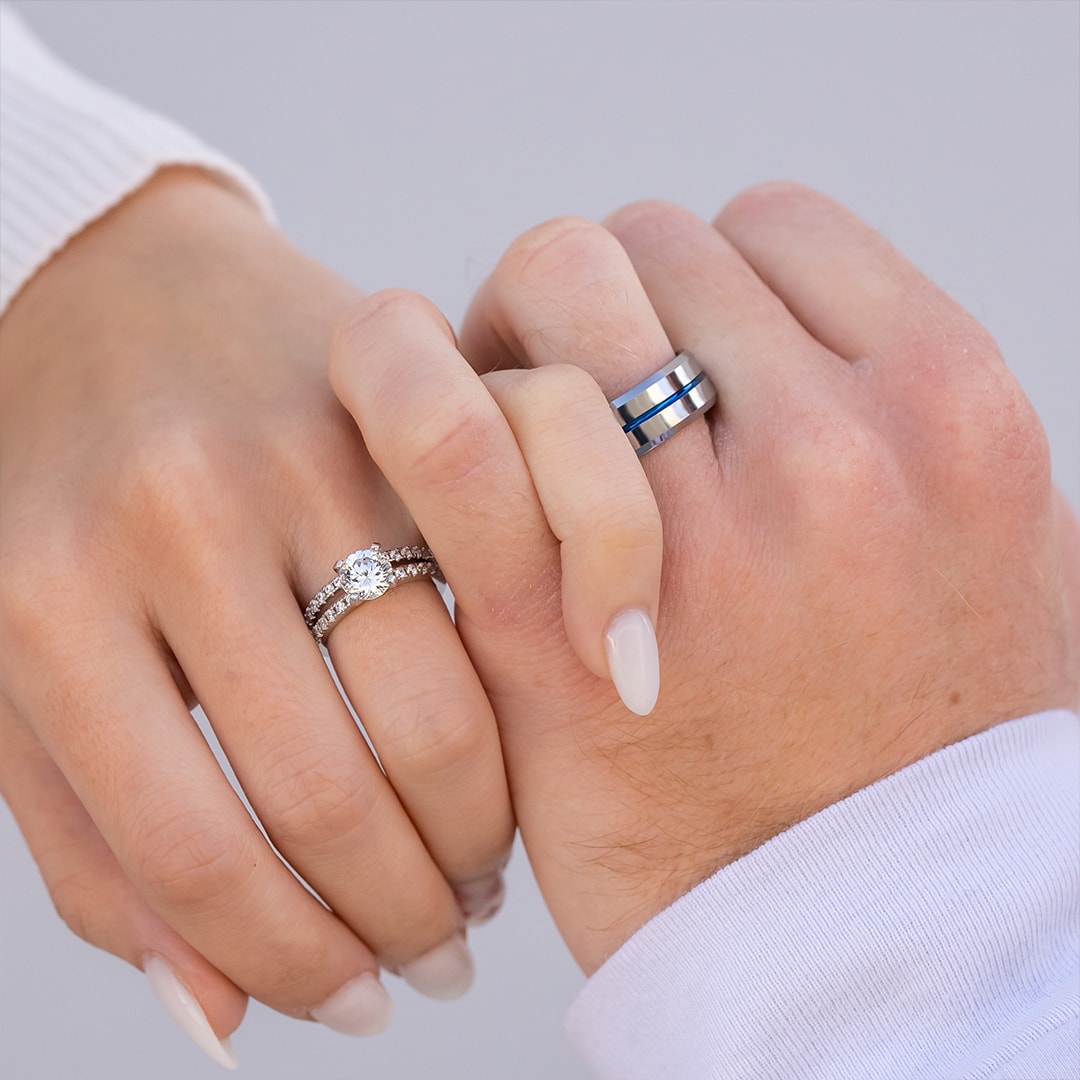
[136,809,252,911]
[530,362,605,403]
[942,368,1051,509]
[331,289,451,387]
[378,685,489,783]
[113,416,231,541]
[895,313,1002,376]
[0,545,51,648]
[397,395,504,492]
[587,498,664,558]
[261,742,378,853]
[498,215,614,287]
[601,198,696,247]
[0,529,91,667]
[783,412,902,522]
[714,180,821,230]
[49,867,102,946]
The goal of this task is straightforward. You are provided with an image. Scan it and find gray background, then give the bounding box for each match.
[1,2,1077,1078]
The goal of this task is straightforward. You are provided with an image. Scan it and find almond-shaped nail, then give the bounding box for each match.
[310,972,392,1036]
[143,954,237,1071]
[454,871,506,926]
[398,934,474,1001]
[604,608,660,715]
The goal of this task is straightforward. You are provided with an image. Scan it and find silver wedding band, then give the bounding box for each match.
[305,543,440,644]
[609,351,717,456]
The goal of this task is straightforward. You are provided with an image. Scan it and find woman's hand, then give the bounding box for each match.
[450,185,1080,974]
[0,169,516,1061]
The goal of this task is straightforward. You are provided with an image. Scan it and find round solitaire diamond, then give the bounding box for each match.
[340,548,392,600]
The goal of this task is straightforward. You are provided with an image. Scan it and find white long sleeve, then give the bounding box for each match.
[566,709,1080,1079]
[0,5,271,316]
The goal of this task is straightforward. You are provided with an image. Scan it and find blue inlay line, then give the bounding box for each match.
[622,371,707,434]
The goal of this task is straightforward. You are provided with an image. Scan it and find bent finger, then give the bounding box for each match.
[483,364,662,713]
[0,698,245,1069]
[328,290,567,687]
[5,620,390,1034]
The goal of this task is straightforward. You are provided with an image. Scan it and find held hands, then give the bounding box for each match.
[2,171,1076,1063]
[0,167,663,1055]
[443,186,1078,972]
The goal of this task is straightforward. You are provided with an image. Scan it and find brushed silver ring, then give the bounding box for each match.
[609,352,717,456]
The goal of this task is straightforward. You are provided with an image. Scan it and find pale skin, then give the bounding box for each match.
[0,168,660,1048]
[2,171,1077,1059]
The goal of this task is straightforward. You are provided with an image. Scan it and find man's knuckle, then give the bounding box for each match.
[785,413,901,518]
[602,199,688,244]
[533,363,605,404]
[498,216,613,288]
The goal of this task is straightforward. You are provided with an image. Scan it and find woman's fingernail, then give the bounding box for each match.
[454,871,506,926]
[310,972,393,1036]
[604,608,660,716]
[143,954,238,1071]
[398,934,474,1000]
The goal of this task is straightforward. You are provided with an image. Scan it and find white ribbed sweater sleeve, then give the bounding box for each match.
[566,709,1080,1080]
[0,5,272,315]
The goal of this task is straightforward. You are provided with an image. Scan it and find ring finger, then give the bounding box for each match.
[157,547,485,999]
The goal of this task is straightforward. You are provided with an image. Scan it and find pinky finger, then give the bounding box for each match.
[483,365,664,715]
[0,699,246,1071]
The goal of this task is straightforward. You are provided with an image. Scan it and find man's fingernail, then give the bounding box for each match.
[311,972,393,1036]
[454,871,506,926]
[604,608,660,716]
[398,934,474,1000]
[143,954,238,1071]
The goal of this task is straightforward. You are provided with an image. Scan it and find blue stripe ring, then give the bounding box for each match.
[609,352,717,457]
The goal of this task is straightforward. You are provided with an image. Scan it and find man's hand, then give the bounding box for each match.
[454,184,1080,974]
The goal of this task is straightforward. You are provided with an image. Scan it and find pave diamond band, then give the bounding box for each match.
[609,351,718,456]
[305,543,440,644]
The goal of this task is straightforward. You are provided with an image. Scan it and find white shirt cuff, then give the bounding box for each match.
[566,709,1080,1079]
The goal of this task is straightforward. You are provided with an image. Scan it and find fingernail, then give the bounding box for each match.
[143,954,238,1071]
[604,608,660,716]
[454,871,506,926]
[398,934,474,1000]
[311,972,393,1037]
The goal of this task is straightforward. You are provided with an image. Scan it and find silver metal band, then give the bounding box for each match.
[609,351,717,456]
[305,543,440,644]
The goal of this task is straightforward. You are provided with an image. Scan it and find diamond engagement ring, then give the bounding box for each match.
[304,543,441,644]
[609,351,718,456]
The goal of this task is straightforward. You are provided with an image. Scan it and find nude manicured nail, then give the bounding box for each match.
[143,954,237,1071]
[605,608,660,716]
[311,972,393,1036]
[399,934,474,1000]
[454,871,506,926]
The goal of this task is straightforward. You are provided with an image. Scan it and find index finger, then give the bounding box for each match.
[328,289,662,715]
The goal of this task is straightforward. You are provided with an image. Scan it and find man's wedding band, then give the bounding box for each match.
[304,543,440,644]
[609,351,717,457]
